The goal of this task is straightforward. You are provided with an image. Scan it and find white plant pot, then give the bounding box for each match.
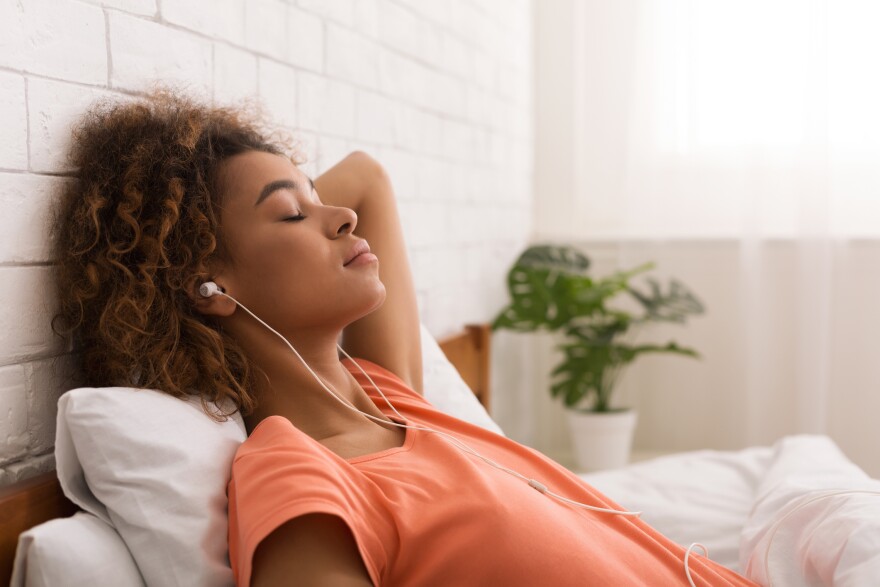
[566,409,638,472]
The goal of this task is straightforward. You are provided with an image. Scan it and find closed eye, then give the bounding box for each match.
[282,214,306,222]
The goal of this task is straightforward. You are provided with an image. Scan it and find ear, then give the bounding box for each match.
[186,278,237,318]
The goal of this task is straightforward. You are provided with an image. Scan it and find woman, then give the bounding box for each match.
[53,90,756,586]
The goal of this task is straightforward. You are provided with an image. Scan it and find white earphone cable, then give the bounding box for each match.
[684,543,708,587]
[213,287,642,518]
[338,345,641,515]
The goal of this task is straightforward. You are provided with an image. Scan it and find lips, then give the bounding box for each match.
[343,240,371,266]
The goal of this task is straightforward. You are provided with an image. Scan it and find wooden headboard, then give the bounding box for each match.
[435,323,492,412]
[0,323,492,584]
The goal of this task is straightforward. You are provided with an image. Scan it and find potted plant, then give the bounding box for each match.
[491,244,705,471]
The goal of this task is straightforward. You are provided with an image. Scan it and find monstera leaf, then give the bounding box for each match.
[492,245,592,331]
[551,340,700,412]
[492,245,653,332]
[568,312,631,345]
[516,244,592,271]
[627,278,705,323]
[550,343,615,409]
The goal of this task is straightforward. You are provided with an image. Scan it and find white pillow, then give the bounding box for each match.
[420,323,505,436]
[11,512,144,587]
[55,388,245,587]
[52,324,502,586]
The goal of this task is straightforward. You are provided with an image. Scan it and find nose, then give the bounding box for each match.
[332,206,357,237]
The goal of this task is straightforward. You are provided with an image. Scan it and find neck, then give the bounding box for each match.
[226,315,390,438]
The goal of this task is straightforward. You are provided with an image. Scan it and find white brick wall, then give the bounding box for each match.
[0,73,28,170]
[28,79,122,173]
[0,0,107,85]
[163,0,245,45]
[212,42,258,103]
[0,0,533,485]
[298,71,354,136]
[109,12,214,92]
[257,58,298,128]
[0,173,67,263]
[0,366,30,463]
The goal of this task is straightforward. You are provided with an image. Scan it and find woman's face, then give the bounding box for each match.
[211,150,385,335]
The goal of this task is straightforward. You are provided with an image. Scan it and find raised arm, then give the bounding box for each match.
[313,151,423,394]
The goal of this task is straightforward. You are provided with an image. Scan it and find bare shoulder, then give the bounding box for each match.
[251,513,374,587]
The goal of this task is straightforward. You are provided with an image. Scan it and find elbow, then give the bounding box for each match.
[346,151,390,186]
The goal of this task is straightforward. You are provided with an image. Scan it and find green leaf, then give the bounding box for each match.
[517,245,591,272]
[628,278,705,323]
[493,248,604,331]
[623,341,701,360]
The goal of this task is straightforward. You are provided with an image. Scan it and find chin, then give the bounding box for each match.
[352,284,386,321]
[364,285,387,315]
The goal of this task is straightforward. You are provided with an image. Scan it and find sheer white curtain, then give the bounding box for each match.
[551,0,880,469]
[573,0,880,239]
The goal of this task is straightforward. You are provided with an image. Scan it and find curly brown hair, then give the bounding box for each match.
[52,88,303,420]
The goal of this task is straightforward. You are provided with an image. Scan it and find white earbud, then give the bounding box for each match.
[199,281,222,298]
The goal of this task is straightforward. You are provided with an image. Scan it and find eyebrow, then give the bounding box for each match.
[254,176,316,207]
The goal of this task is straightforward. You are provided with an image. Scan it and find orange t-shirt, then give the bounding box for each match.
[227,357,757,587]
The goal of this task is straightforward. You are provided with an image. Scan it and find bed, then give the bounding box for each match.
[2,322,879,586]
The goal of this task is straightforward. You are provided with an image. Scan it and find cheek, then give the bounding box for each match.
[227,225,295,272]
[236,239,334,300]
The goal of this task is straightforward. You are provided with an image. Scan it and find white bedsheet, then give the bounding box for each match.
[579,435,880,586]
[739,436,880,586]
[581,443,773,572]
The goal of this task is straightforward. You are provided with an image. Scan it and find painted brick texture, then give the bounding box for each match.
[0,0,532,485]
